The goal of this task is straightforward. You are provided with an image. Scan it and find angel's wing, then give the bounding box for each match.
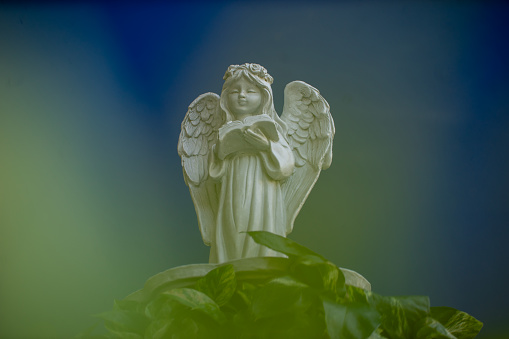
[281,81,335,234]
[178,93,225,245]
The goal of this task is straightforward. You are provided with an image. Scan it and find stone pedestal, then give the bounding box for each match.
[126,257,370,303]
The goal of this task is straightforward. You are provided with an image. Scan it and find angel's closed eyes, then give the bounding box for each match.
[178,63,334,263]
[226,77,262,118]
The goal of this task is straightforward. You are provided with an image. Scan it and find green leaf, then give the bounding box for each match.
[106,330,143,339]
[168,317,200,339]
[430,307,483,339]
[251,311,326,339]
[145,292,190,321]
[247,231,347,297]
[370,294,430,339]
[345,285,371,305]
[144,319,172,339]
[112,299,143,313]
[247,231,325,261]
[194,264,237,307]
[163,288,226,324]
[221,281,256,315]
[415,317,456,339]
[75,321,108,339]
[291,259,345,296]
[323,299,381,339]
[250,276,316,320]
[145,295,167,320]
[367,328,390,339]
[95,309,148,336]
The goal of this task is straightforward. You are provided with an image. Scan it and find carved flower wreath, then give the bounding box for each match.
[223,63,274,85]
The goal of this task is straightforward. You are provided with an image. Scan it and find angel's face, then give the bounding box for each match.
[227,77,262,118]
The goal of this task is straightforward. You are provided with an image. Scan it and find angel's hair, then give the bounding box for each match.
[220,63,287,133]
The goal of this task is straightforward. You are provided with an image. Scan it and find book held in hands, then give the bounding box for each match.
[218,114,278,158]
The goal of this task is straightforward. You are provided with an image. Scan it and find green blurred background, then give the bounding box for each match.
[1,1,508,338]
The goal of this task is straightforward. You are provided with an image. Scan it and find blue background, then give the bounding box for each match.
[1,1,508,338]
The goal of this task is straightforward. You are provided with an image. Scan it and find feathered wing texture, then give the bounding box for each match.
[281,81,335,234]
[177,93,225,245]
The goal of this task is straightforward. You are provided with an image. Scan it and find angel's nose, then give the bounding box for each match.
[239,90,246,98]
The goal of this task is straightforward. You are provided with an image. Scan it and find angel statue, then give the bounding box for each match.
[178,63,335,263]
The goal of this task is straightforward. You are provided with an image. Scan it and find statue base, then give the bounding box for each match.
[125,257,370,303]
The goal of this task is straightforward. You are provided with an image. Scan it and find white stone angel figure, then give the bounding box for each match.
[178,63,335,263]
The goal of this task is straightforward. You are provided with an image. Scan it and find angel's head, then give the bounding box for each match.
[220,63,275,121]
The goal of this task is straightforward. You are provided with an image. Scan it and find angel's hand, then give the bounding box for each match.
[214,142,224,160]
[244,128,270,151]
[214,137,229,160]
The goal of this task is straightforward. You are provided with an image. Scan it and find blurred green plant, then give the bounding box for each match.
[81,231,482,339]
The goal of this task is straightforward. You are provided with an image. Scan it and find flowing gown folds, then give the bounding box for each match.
[208,132,295,263]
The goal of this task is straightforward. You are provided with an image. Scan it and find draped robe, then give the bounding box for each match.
[208,130,294,263]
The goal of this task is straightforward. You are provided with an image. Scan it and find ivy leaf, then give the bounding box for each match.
[194,264,237,307]
[367,328,390,339]
[75,321,107,339]
[430,306,483,339]
[291,259,345,297]
[345,285,371,304]
[251,311,326,339]
[168,317,200,339]
[94,309,148,336]
[370,294,430,339]
[415,317,456,339]
[163,288,226,324]
[143,319,172,339]
[221,281,256,315]
[323,299,381,339]
[95,299,148,336]
[247,231,349,296]
[112,299,143,313]
[250,276,315,320]
[145,295,167,320]
[145,292,190,321]
[104,331,143,339]
[247,231,325,261]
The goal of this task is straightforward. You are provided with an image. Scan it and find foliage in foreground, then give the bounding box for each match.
[85,231,483,339]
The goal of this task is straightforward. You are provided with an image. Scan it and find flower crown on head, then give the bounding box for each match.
[223,63,274,85]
